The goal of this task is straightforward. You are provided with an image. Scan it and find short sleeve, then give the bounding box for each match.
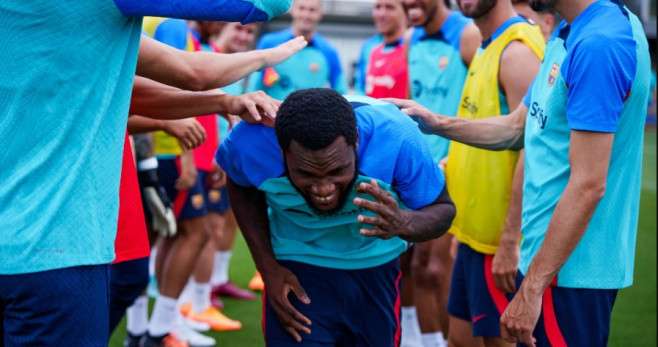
[152,19,188,49]
[563,32,636,132]
[394,135,445,210]
[113,0,292,23]
[215,122,283,187]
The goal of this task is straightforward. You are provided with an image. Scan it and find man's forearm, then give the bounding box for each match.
[226,178,279,273]
[520,175,604,294]
[399,187,456,242]
[434,106,526,151]
[500,150,524,245]
[130,76,230,118]
[137,36,268,91]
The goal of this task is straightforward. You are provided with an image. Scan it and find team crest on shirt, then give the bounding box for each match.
[209,189,221,203]
[191,194,205,210]
[438,56,449,70]
[310,62,319,72]
[548,63,559,87]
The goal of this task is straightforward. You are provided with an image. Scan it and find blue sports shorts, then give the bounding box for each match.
[263,259,402,346]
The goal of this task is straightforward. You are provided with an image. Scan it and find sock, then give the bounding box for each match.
[148,296,177,337]
[148,246,157,277]
[210,251,232,286]
[192,280,211,313]
[178,277,194,307]
[126,295,148,336]
[437,331,447,347]
[400,306,423,347]
[421,332,443,347]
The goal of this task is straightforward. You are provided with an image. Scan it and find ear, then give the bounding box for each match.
[355,130,360,151]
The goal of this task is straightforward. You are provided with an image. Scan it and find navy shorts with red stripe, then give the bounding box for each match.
[197,170,230,214]
[157,158,207,220]
[513,272,618,347]
[263,259,402,347]
[448,242,514,337]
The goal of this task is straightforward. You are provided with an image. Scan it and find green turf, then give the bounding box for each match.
[609,129,657,346]
[110,130,657,346]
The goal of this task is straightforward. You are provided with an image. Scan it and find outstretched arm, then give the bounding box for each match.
[384,98,528,151]
[130,76,279,126]
[136,35,306,91]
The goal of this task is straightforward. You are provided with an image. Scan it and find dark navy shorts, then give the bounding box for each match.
[263,259,402,346]
[513,272,618,347]
[448,243,514,337]
[0,264,110,346]
[197,170,230,214]
[158,158,207,220]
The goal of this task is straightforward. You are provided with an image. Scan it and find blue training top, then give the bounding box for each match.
[0,0,294,275]
[247,28,348,100]
[408,11,472,162]
[520,0,650,289]
[216,95,445,269]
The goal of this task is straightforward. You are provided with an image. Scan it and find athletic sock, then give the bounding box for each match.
[178,277,194,306]
[192,280,211,313]
[400,306,423,347]
[126,295,149,337]
[210,251,232,286]
[148,295,177,337]
[437,331,447,347]
[148,246,157,277]
[421,332,443,347]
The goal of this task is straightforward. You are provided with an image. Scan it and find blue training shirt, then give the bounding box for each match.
[0,0,294,275]
[247,28,348,100]
[520,0,650,289]
[408,11,472,162]
[216,96,445,269]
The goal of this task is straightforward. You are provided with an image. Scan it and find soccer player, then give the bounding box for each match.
[247,0,348,100]
[206,21,262,304]
[217,88,456,346]
[387,0,651,344]
[511,0,556,42]
[401,0,480,344]
[364,0,409,98]
[441,0,544,344]
[0,1,295,345]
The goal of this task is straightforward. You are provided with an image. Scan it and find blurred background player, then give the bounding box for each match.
[511,0,556,42]
[247,0,348,100]
[363,0,409,99]
[441,0,544,344]
[401,0,480,345]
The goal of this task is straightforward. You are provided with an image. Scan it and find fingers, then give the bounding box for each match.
[381,97,415,109]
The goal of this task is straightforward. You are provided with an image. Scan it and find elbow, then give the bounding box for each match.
[434,203,456,239]
[184,73,207,92]
[579,177,607,204]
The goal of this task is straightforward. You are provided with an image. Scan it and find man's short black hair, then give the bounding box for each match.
[275,88,358,152]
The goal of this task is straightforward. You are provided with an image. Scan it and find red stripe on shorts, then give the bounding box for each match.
[484,254,509,315]
[542,286,568,347]
[394,268,402,347]
[173,157,188,218]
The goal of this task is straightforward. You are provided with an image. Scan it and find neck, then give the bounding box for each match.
[473,3,517,41]
[382,27,405,44]
[424,4,451,35]
[556,0,596,23]
[292,27,315,42]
